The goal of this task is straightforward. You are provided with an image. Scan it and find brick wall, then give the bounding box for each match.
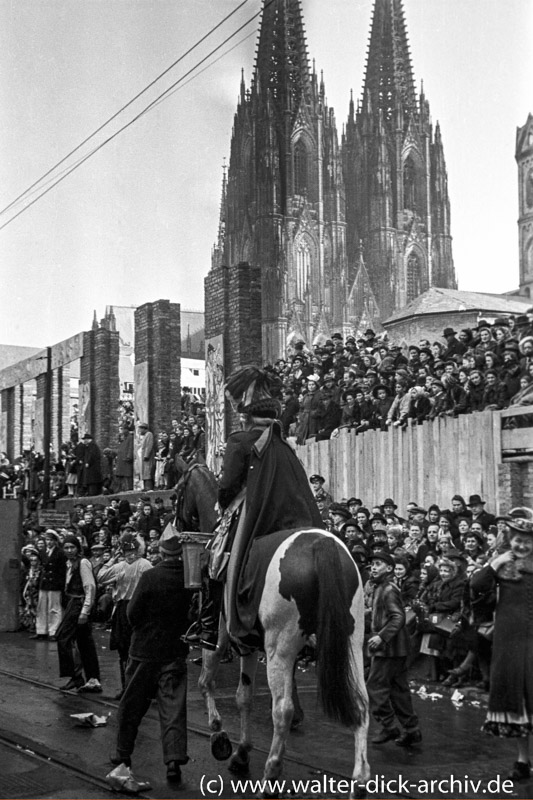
[134,300,181,435]
[497,461,533,512]
[384,311,482,346]
[79,328,120,449]
[205,263,262,433]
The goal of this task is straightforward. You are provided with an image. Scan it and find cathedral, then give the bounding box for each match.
[205,0,457,366]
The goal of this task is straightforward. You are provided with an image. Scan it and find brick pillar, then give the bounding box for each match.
[134,300,181,435]
[205,263,262,434]
[34,375,46,453]
[50,366,71,455]
[79,328,120,449]
[497,462,526,513]
[21,381,35,453]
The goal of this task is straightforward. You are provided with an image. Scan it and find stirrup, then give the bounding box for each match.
[200,631,219,651]
[181,621,202,645]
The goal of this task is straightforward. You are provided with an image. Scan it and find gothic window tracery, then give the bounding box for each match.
[296,238,311,299]
[402,152,426,216]
[294,139,308,196]
[406,251,421,302]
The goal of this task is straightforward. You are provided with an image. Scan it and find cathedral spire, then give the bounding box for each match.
[362,0,417,125]
[254,0,311,123]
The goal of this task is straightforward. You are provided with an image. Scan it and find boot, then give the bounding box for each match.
[198,580,222,651]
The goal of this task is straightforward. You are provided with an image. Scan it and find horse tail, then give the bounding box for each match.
[313,536,366,729]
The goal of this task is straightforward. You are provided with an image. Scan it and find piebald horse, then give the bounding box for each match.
[175,464,369,796]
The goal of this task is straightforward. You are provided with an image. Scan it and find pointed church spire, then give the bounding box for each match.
[362,0,417,125]
[212,160,227,270]
[254,0,311,123]
[92,311,98,331]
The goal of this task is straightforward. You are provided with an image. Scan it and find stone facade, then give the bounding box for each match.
[134,300,181,434]
[206,0,456,365]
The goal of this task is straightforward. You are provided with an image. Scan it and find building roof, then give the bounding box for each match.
[0,345,42,372]
[383,288,531,325]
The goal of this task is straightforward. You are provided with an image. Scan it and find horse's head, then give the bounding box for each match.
[174,463,218,533]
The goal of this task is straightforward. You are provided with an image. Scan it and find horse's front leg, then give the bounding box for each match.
[262,626,304,790]
[198,624,233,760]
[228,650,258,775]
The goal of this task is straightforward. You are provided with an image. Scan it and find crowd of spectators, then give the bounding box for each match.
[309,475,502,689]
[0,387,207,503]
[19,494,177,635]
[267,312,533,443]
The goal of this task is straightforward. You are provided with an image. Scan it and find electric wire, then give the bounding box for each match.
[0,0,266,233]
[0,0,253,220]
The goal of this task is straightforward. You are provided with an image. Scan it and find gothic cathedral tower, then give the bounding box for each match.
[208,0,347,364]
[516,114,533,298]
[205,0,457,366]
[343,0,456,320]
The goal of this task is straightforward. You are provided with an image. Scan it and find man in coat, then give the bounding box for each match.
[366,551,421,747]
[33,529,66,640]
[78,433,103,497]
[115,426,134,492]
[135,423,154,491]
[111,535,192,785]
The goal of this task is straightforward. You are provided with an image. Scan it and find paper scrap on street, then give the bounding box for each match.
[70,712,108,727]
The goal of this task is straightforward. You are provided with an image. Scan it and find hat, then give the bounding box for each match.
[443,327,456,337]
[504,507,533,535]
[365,329,375,337]
[63,534,82,553]
[329,503,351,520]
[159,535,183,555]
[347,497,363,506]
[382,498,398,510]
[138,422,148,429]
[307,374,321,383]
[464,530,484,545]
[515,314,529,326]
[309,474,325,484]
[467,494,485,507]
[225,366,282,418]
[82,433,93,440]
[91,543,105,552]
[44,528,61,542]
[331,333,343,341]
[371,514,387,525]
[369,550,395,568]
[476,319,492,332]
[519,335,533,354]
[120,532,140,551]
[492,317,510,328]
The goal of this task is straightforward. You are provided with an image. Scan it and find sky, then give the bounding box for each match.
[0,0,532,349]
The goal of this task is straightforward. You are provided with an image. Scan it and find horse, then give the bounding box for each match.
[175,463,370,797]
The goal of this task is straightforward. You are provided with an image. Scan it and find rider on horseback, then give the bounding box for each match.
[184,365,324,651]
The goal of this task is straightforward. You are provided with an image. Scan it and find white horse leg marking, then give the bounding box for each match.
[262,612,305,783]
[349,586,370,796]
[228,650,259,774]
[198,622,229,733]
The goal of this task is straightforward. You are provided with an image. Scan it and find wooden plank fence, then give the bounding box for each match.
[297,410,501,512]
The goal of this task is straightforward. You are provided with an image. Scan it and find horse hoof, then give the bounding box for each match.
[228,751,250,776]
[211,730,232,761]
[290,716,303,731]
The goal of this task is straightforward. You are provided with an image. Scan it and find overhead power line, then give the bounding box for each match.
[0,0,262,226]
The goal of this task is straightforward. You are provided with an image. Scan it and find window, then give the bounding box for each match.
[294,140,308,195]
[406,252,421,303]
[296,240,311,299]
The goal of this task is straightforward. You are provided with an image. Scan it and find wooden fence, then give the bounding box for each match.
[297,410,503,513]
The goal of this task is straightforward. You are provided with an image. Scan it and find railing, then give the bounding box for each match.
[296,407,533,511]
[500,404,533,459]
